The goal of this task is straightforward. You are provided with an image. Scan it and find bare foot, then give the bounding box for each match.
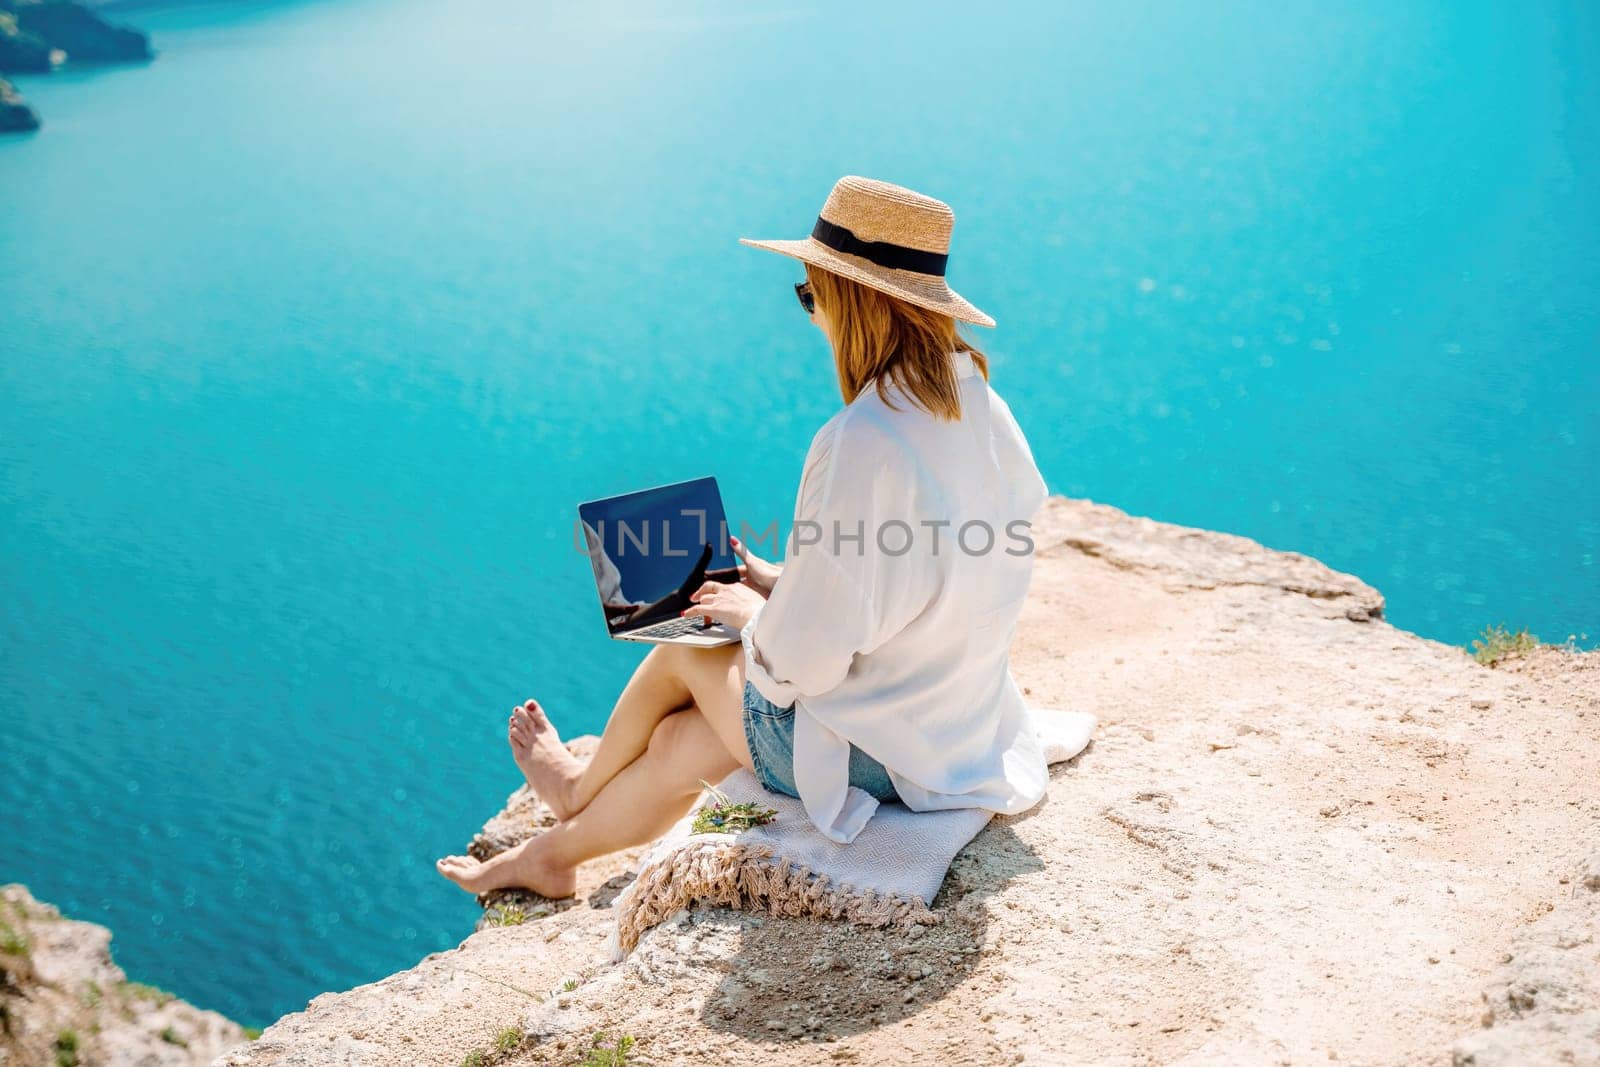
[508,699,585,820]
[435,838,577,898]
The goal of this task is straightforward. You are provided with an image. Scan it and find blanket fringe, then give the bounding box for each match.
[613,840,934,955]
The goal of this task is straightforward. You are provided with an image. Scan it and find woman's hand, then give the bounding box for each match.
[730,535,783,598]
[684,579,766,632]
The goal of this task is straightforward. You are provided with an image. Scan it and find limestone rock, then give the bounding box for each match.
[0,884,247,1066]
[219,496,1600,1066]
[1451,852,1600,1065]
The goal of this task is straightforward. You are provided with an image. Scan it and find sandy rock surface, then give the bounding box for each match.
[0,884,247,1066]
[219,496,1600,1066]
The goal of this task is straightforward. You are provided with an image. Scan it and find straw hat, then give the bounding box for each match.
[740,175,995,328]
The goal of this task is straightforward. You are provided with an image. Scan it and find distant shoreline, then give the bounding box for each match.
[0,73,38,130]
[0,0,154,132]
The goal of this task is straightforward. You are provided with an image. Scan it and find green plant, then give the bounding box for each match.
[80,981,101,1007]
[0,919,28,956]
[54,1029,79,1067]
[243,1026,263,1040]
[494,1026,522,1053]
[483,904,527,927]
[461,1052,484,1067]
[121,981,175,1006]
[579,1031,635,1066]
[159,1026,187,1047]
[1470,623,1540,666]
[691,780,777,835]
[561,978,580,992]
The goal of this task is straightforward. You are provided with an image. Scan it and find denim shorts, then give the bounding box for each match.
[741,681,900,803]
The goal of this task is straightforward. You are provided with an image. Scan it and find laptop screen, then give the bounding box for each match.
[577,477,739,634]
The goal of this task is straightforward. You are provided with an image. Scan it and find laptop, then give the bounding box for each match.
[577,476,743,646]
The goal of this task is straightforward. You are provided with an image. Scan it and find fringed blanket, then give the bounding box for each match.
[606,707,1096,959]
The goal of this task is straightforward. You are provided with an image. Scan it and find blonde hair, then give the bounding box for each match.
[805,262,989,420]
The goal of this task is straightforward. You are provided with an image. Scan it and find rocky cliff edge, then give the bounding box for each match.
[1,884,247,1066]
[219,496,1599,1066]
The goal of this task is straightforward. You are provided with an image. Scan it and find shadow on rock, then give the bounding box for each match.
[682,817,1046,1048]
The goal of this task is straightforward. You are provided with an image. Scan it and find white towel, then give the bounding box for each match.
[607,707,1095,958]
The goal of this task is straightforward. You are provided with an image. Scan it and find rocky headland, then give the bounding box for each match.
[0,74,37,131]
[0,884,248,1066]
[0,0,151,132]
[207,495,1599,1066]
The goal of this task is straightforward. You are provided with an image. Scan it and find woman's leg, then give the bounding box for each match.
[437,707,741,896]
[509,643,752,820]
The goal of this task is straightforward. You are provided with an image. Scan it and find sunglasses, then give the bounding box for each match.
[794,280,815,315]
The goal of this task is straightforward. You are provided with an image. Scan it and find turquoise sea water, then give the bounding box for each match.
[2,0,1596,1027]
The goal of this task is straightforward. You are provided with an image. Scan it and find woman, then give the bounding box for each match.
[438,175,1050,898]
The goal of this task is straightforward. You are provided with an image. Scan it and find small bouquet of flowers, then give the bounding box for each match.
[690,779,777,835]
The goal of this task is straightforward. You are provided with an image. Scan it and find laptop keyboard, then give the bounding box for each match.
[629,616,723,639]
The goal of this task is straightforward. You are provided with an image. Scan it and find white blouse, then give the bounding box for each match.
[740,349,1051,843]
